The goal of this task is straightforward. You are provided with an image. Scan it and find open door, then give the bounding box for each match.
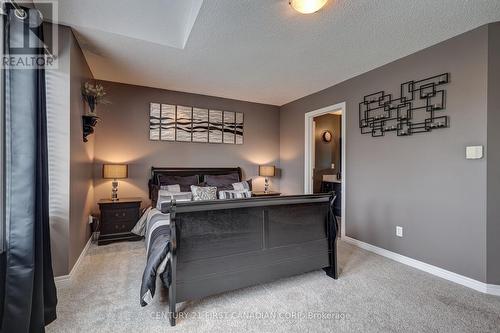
[304,103,346,238]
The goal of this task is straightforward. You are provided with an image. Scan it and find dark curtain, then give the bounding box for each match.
[0,4,57,333]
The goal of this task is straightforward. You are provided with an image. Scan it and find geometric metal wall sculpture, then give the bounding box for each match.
[149,103,244,144]
[359,73,449,137]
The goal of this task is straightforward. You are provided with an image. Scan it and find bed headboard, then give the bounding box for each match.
[148,167,242,202]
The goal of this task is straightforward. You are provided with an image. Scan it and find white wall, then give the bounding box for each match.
[46,25,71,276]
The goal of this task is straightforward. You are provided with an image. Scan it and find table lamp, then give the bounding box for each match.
[259,165,275,193]
[103,164,128,201]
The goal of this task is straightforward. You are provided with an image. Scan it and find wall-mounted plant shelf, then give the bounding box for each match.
[82,115,99,142]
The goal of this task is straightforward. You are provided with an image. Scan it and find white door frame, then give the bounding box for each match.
[304,102,346,238]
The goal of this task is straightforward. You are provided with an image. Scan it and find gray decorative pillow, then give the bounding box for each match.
[190,185,217,201]
[204,173,240,190]
[158,175,199,192]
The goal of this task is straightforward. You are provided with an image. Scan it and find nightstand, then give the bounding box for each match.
[97,198,142,245]
[252,191,281,197]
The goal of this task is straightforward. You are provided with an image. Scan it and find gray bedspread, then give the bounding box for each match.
[136,209,171,306]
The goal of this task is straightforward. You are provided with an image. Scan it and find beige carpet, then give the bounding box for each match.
[47,240,500,333]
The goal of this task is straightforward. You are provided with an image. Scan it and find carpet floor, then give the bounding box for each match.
[46,240,500,333]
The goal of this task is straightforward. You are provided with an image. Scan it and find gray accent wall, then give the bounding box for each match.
[92,82,280,206]
[280,25,490,282]
[487,22,500,285]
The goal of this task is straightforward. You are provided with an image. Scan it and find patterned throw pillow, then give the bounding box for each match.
[156,191,192,209]
[219,190,252,200]
[190,185,217,201]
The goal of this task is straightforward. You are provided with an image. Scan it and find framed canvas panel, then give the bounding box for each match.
[149,103,161,140]
[223,111,235,144]
[209,110,223,143]
[235,112,244,144]
[176,106,193,142]
[192,108,209,143]
[161,104,176,141]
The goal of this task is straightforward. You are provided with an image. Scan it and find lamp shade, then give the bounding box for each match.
[103,164,128,179]
[259,165,276,177]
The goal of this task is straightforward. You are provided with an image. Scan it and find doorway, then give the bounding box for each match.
[304,102,346,238]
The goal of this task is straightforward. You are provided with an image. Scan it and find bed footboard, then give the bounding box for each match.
[162,193,338,326]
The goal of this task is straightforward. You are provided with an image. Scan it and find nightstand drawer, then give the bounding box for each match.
[110,221,131,233]
[100,218,136,235]
[102,207,138,222]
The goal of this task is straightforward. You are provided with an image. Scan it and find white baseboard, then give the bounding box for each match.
[342,236,500,297]
[54,235,93,286]
[487,284,500,296]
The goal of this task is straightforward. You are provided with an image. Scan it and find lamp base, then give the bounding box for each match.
[264,177,270,194]
[111,180,119,201]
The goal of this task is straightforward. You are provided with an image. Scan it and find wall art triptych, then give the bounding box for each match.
[149,103,244,144]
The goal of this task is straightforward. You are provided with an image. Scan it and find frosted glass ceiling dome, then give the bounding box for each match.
[289,0,329,14]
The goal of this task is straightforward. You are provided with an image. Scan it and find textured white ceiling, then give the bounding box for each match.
[43,0,500,106]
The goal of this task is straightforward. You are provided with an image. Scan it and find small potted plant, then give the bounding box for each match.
[82,81,107,116]
[81,81,108,142]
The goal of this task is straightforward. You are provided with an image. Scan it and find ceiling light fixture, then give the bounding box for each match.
[289,0,329,14]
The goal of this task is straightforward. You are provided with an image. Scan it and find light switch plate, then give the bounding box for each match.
[466,146,483,159]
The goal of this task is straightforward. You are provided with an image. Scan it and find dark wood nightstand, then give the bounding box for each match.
[252,191,281,197]
[97,198,142,245]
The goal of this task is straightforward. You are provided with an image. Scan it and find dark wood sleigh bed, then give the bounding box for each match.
[148,167,339,326]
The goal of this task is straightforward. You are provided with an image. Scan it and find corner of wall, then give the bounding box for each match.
[67,28,96,271]
[486,21,500,285]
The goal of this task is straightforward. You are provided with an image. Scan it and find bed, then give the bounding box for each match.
[143,167,338,326]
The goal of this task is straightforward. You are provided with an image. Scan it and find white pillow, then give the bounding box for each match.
[232,181,250,191]
[191,185,217,201]
[160,184,181,192]
[131,206,152,236]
